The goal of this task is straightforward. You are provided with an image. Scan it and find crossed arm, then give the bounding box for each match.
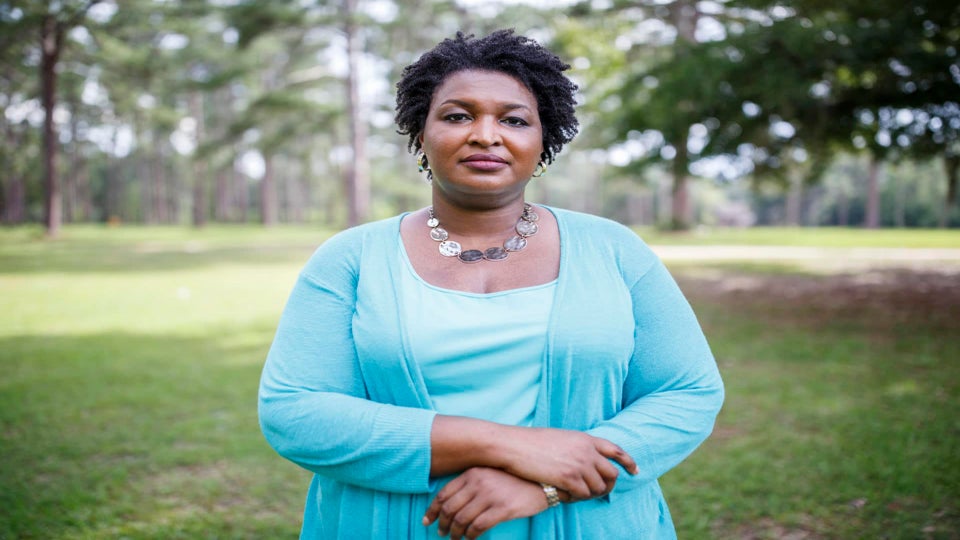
[422,415,638,539]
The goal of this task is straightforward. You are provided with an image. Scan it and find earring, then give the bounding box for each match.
[416,151,432,183]
[532,161,547,178]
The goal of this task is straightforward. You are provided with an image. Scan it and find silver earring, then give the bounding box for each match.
[532,161,547,178]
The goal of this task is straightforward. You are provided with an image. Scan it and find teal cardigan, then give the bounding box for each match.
[258,207,724,539]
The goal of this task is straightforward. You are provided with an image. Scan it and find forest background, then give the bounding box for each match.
[2,0,958,235]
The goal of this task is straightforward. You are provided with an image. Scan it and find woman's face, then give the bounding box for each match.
[420,69,544,207]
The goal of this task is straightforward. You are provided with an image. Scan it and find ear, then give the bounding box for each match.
[417,132,424,147]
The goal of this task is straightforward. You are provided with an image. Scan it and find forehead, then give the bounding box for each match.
[431,69,538,109]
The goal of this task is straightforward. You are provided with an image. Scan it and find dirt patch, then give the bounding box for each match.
[675,268,960,333]
[721,516,828,540]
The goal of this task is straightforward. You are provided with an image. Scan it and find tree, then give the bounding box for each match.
[570,0,753,229]
[0,9,38,224]
[621,0,960,228]
[1,0,105,236]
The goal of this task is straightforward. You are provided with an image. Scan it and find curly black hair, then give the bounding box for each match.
[395,29,579,165]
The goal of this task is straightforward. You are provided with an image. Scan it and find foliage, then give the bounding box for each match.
[1,1,957,229]
[613,0,960,184]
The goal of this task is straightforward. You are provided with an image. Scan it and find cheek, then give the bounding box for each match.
[421,125,453,156]
[527,137,545,162]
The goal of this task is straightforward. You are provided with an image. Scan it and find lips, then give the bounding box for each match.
[461,154,508,171]
[461,154,507,164]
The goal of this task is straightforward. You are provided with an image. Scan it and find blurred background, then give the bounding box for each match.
[2,0,958,234]
[1,1,958,539]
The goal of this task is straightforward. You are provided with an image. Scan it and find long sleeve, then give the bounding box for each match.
[585,244,724,490]
[257,227,437,493]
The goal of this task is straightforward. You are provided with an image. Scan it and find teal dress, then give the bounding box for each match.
[399,243,556,538]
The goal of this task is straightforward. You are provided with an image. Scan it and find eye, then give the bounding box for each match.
[502,116,529,127]
[443,113,471,122]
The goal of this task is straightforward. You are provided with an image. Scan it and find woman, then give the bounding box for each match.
[259,29,723,539]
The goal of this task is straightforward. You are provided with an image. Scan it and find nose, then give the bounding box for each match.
[467,116,501,146]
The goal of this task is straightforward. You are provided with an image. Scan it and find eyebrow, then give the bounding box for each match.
[439,99,533,112]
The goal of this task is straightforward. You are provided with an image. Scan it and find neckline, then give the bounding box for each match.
[396,205,563,297]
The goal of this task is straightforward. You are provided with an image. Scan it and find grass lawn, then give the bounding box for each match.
[662,269,959,539]
[636,225,960,248]
[1,224,957,539]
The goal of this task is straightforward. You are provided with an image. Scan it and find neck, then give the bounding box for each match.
[429,197,528,239]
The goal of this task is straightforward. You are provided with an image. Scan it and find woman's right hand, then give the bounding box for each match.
[494,426,638,500]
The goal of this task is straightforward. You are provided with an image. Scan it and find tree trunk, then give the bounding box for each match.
[261,153,277,225]
[286,170,304,223]
[64,94,82,223]
[785,171,803,226]
[152,151,166,223]
[893,175,906,228]
[2,123,27,223]
[40,14,62,237]
[582,160,600,216]
[300,151,314,222]
[671,141,691,229]
[343,0,370,227]
[234,153,249,223]
[234,169,245,223]
[2,174,26,224]
[940,154,958,228]
[215,168,230,222]
[837,186,849,226]
[190,91,207,228]
[667,0,699,230]
[864,155,882,229]
[140,152,154,223]
[77,167,92,222]
[106,165,122,224]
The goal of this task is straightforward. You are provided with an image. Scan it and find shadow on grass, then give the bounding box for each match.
[0,330,307,540]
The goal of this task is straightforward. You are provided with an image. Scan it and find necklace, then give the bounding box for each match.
[427,204,539,263]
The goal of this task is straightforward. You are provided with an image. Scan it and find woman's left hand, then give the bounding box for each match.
[423,467,553,539]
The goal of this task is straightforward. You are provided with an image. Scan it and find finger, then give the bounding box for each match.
[553,471,591,500]
[556,488,575,503]
[595,459,621,494]
[582,468,609,497]
[595,440,638,474]
[437,488,475,537]
[438,488,483,538]
[423,493,443,527]
[423,498,439,526]
[427,474,469,529]
[464,509,498,540]
[447,499,490,540]
[424,480,459,526]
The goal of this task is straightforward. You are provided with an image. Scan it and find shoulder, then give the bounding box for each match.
[548,207,659,278]
[550,207,644,240]
[549,207,664,288]
[301,214,403,280]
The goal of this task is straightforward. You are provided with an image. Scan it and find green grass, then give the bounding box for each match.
[1,225,957,539]
[0,226,327,539]
[661,272,960,539]
[636,225,960,248]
